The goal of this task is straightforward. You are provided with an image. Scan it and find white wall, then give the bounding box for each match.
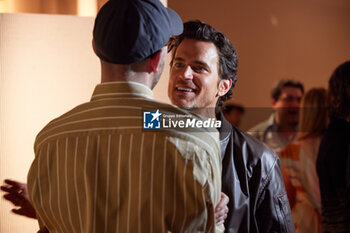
[0,13,100,233]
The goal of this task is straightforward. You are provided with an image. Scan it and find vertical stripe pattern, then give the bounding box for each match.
[27,82,221,233]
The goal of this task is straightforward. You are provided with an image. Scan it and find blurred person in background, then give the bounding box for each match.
[222,103,245,127]
[316,61,350,233]
[249,79,304,154]
[280,88,328,233]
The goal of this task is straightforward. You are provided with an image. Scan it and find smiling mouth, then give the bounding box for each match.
[176,87,195,92]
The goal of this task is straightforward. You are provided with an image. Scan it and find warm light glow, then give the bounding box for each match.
[77,0,97,16]
[0,13,100,233]
[0,0,8,12]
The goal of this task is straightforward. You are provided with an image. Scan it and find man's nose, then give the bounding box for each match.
[291,98,301,107]
[180,66,193,80]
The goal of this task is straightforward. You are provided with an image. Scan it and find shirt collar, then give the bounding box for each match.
[267,114,275,127]
[90,81,154,101]
[266,113,297,143]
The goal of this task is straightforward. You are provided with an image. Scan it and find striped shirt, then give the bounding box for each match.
[27,81,222,233]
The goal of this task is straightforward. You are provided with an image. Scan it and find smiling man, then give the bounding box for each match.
[168,20,295,233]
[168,38,230,110]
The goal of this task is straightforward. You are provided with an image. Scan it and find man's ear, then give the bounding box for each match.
[217,79,232,97]
[149,50,163,73]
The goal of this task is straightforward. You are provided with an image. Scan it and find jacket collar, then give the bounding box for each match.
[216,111,232,141]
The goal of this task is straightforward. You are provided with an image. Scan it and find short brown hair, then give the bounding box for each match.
[271,79,304,101]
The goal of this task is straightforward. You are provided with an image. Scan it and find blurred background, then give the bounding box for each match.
[1,0,350,106]
[0,0,349,232]
[1,0,350,128]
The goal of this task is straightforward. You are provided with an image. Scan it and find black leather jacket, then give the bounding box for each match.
[217,112,295,233]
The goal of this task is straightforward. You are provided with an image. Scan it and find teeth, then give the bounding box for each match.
[177,87,193,92]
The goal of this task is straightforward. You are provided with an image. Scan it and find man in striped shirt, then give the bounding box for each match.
[24,1,225,232]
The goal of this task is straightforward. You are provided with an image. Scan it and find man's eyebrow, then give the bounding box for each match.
[173,57,211,71]
[174,57,209,68]
[193,60,210,69]
[174,57,185,62]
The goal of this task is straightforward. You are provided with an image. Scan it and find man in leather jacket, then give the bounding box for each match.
[168,20,295,233]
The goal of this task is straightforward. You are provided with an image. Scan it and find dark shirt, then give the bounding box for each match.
[317,117,350,233]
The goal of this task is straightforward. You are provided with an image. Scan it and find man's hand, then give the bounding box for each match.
[1,179,37,219]
[215,192,229,225]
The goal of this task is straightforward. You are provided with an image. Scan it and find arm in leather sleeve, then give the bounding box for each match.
[255,158,296,233]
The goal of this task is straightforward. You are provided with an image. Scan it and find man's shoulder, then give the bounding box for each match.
[35,98,219,155]
[246,118,273,144]
[232,126,279,176]
[146,101,221,151]
[33,100,98,150]
[158,127,220,160]
[247,116,272,136]
[234,127,276,155]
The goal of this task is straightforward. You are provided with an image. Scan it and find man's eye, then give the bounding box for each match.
[174,62,184,68]
[193,66,206,73]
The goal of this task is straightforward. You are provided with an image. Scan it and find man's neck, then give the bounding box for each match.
[101,73,150,88]
[275,122,296,140]
[100,61,152,89]
[191,108,217,119]
[273,114,296,140]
